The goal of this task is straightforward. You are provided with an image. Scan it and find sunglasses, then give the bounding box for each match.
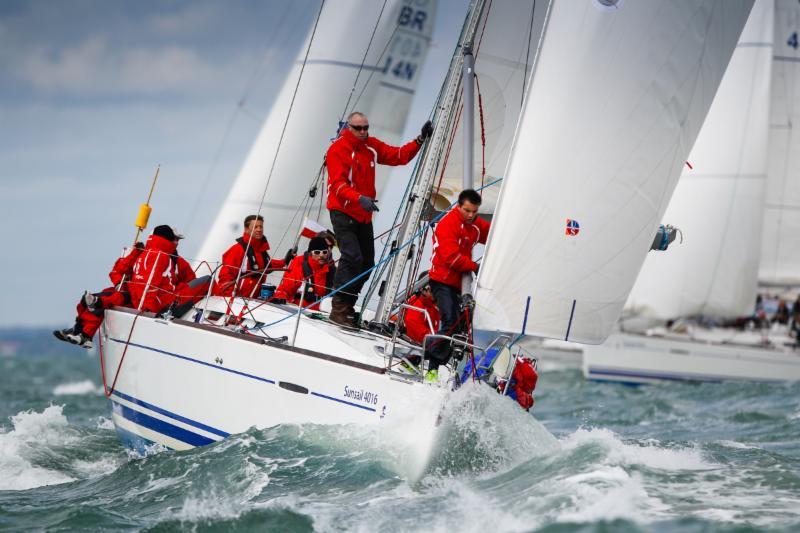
[311,249,330,256]
[349,124,369,132]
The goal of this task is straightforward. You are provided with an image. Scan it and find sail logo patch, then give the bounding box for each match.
[565,219,580,236]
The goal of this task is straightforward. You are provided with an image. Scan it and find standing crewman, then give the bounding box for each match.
[213,214,295,298]
[424,189,491,377]
[326,111,433,326]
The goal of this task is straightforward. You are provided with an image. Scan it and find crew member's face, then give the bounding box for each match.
[310,249,329,265]
[457,200,480,223]
[247,220,264,240]
[349,115,370,140]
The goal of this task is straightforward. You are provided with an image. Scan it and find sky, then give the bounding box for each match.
[0,0,467,326]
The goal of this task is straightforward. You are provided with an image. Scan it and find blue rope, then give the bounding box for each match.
[256,177,504,330]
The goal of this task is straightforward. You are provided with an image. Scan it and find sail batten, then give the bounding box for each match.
[473,0,754,344]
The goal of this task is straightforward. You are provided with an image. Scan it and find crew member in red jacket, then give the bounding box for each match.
[402,284,441,345]
[424,189,491,371]
[213,214,293,299]
[129,225,209,314]
[273,236,336,311]
[53,243,144,349]
[326,111,432,326]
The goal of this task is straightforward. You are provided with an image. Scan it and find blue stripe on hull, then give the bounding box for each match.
[111,400,218,447]
[587,367,783,384]
[114,424,164,455]
[108,336,382,415]
[111,390,230,438]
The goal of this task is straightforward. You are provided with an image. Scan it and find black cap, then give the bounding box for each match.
[307,236,329,252]
[153,225,184,241]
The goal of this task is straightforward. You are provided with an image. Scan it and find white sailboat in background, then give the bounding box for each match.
[761,0,800,288]
[197,0,436,263]
[584,0,800,384]
[98,0,751,477]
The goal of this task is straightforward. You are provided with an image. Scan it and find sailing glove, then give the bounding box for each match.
[417,120,434,144]
[358,196,379,212]
[283,247,297,265]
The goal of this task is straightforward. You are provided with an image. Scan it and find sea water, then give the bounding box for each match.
[1,336,799,531]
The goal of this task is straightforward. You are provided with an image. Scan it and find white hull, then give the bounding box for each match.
[100,298,448,478]
[583,331,800,384]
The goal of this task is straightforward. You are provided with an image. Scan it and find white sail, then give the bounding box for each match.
[197,0,436,263]
[760,0,800,286]
[474,0,753,344]
[625,0,773,320]
[431,0,548,213]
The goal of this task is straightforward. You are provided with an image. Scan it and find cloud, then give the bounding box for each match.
[16,35,254,96]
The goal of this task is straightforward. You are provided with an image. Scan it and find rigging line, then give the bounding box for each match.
[182,1,296,232]
[351,23,400,110]
[339,0,389,121]
[259,177,504,330]
[229,0,326,305]
[521,0,536,108]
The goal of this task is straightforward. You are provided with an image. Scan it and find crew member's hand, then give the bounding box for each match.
[417,120,433,144]
[358,196,380,212]
[283,247,297,265]
[134,241,145,250]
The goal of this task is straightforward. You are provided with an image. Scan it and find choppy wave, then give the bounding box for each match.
[53,379,103,396]
[1,351,800,532]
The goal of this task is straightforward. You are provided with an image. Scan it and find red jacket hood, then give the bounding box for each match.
[145,234,177,255]
[240,232,270,252]
[339,127,367,148]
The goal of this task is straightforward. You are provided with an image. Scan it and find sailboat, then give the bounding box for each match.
[584,0,800,384]
[98,0,751,476]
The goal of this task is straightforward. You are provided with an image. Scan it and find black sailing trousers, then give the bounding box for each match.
[330,210,375,304]
[424,280,462,370]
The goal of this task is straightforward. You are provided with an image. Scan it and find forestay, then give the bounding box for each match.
[760,0,800,286]
[197,0,436,263]
[431,0,548,214]
[626,0,773,320]
[474,0,753,344]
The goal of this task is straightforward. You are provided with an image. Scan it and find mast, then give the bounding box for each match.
[374,0,487,323]
[461,43,475,297]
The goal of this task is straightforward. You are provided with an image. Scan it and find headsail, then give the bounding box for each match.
[473,0,753,344]
[625,0,773,320]
[197,0,436,263]
[760,0,800,286]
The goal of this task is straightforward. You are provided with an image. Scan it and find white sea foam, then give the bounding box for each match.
[716,439,760,450]
[562,427,714,471]
[53,379,102,396]
[0,405,77,490]
[95,416,115,430]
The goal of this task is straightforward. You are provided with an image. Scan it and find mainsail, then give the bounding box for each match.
[760,0,800,286]
[625,0,773,320]
[473,0,753,344]
[197,0,436,263]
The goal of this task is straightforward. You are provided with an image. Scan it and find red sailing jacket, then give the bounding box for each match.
[326,127,421,223]
[273,253,335,311]
[429,207,491,289]
[213,233,286,298]
[108,246,143,287]
[403,293,441,344]
[129,235,196,312]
